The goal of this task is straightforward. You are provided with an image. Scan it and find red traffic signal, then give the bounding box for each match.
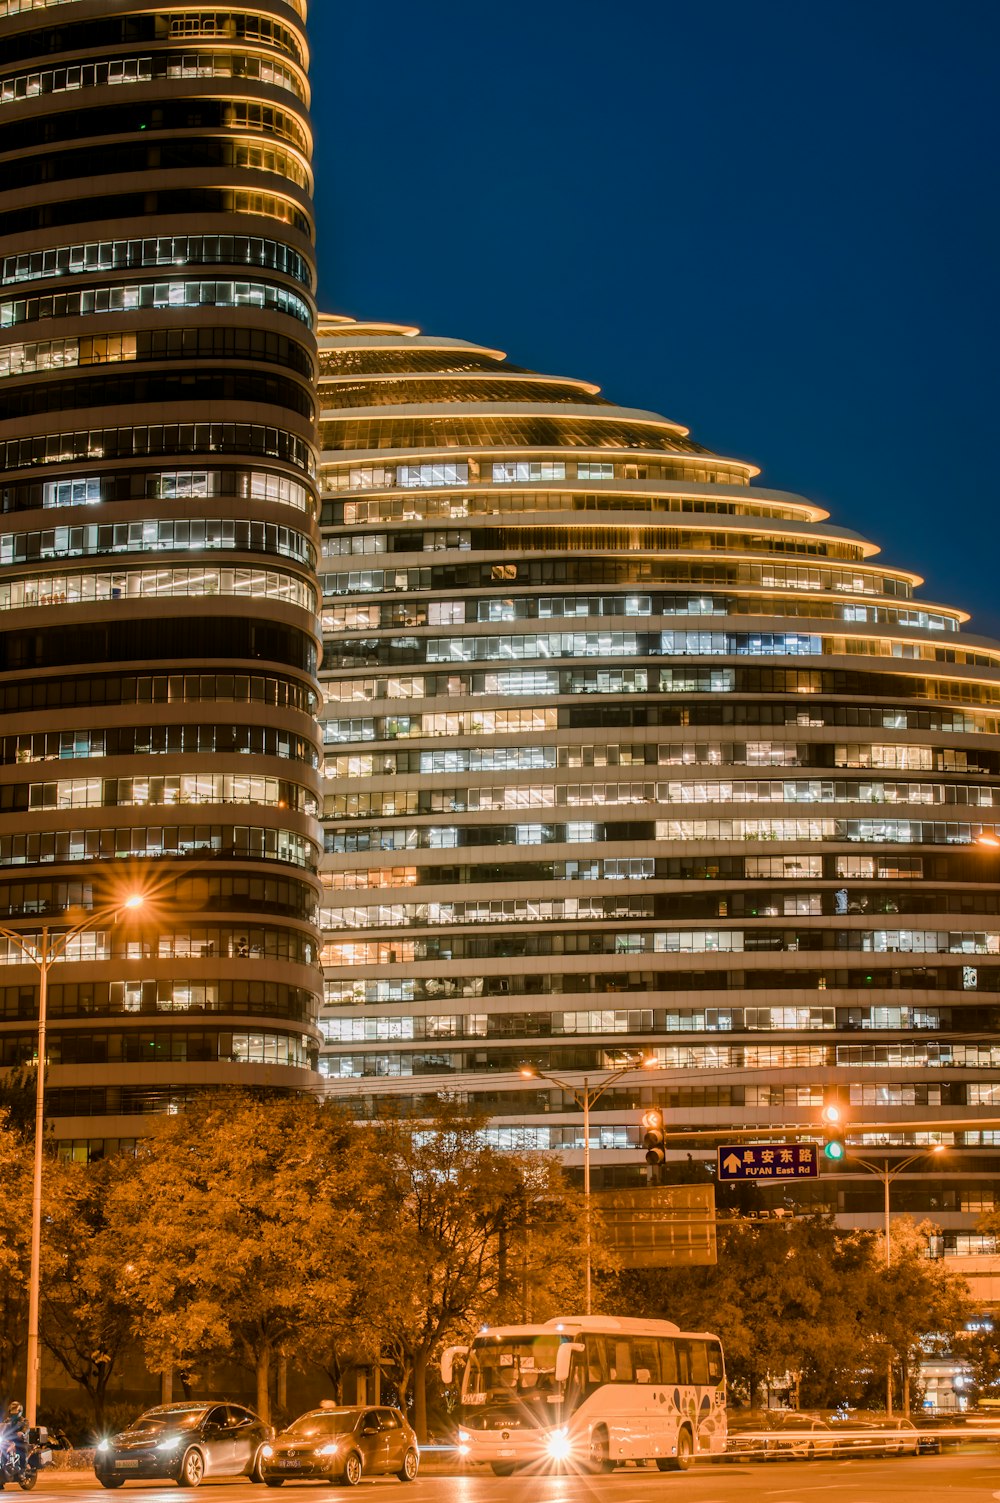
[641,1107,665,1166]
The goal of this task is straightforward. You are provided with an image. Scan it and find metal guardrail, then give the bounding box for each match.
[726,1422,1000,1459]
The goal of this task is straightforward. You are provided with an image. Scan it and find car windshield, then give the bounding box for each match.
[285,1412,359,1438]
[464,1335,564,1404]
[128,1408,204,1434]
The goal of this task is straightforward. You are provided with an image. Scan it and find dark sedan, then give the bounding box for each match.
[260,1407,419,1487]
[94,1402,271,1488]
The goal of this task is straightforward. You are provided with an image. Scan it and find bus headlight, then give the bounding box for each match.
[546,1428,572,1462]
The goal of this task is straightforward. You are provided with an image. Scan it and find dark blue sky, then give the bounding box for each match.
[308,1,1000,636]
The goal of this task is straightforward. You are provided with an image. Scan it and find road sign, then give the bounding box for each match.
[717,1144,819,1181]
[594,1185,716,1266]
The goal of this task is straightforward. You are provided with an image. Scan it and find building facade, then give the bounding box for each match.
[0,0,324,1156]
[316,315,1000,1257]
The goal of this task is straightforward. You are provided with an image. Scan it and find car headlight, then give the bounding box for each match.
[97,1440,111,1454]
[261,1445,274,1459]
[546,1428,572,1461]
[156,1435,183,1452]
[317,1443,340,1457]
[457,1429,470,1443]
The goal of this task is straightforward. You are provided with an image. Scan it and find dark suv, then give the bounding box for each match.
[260,1407,419,1487]
[94,1402,271,1488]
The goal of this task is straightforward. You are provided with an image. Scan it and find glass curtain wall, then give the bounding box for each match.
[0,1,324,1156]
[316,314,1000,1245]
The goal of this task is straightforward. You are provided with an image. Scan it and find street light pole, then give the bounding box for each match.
[25,925,49,1436]
[0,895,144,1425]
[831,1144,946,1418]
[520,1056,658,1314]
[582,1076,592,1313]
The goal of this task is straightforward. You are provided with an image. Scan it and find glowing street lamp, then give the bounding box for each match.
[0,892,145,1425]
[519,1054,660,1313]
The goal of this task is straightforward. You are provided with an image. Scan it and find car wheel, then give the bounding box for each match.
[342,1453,363,1487]
[263,1480,284,1489]
[249,1448,267,1484]
[489,1463,516,1476]
[98,1482,125,1491]
[664,1427,694,1472]
[177,1447,206,1488]
[396,1448,419,1483]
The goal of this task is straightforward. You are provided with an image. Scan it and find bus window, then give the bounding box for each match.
[633,1338,660,1384]
[610,1339,633,1383]
[707,1342,724,1385]
[584,1335,609,1390]
[684,1341,709,1385]
[464,1335,563,1403]
[676,1342,691,1384]
[659,1338,679,1384]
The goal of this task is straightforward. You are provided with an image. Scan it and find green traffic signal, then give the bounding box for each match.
[820,1102,846,1163]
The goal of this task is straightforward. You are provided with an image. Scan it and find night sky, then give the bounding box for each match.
[307,1,1000,636]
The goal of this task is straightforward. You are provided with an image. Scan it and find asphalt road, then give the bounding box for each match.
[32,1456,1000,1503]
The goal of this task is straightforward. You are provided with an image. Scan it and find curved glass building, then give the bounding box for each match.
[0,0,324,1154]
[317,314,1000,1251]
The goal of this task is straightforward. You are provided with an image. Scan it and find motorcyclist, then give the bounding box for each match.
[1,1401,27,1484]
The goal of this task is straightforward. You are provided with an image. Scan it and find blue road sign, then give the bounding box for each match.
[717,1144,819,1181]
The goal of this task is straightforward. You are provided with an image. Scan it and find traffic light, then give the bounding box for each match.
[642,1107,666,1167]
[821,1103,846,1162]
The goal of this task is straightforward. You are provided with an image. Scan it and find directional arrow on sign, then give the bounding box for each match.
[722,1153,743,1174]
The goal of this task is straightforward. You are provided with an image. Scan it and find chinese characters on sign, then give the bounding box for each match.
[716,1144,819,1180]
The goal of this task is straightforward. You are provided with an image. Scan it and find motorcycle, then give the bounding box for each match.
[0,1426,53,1492]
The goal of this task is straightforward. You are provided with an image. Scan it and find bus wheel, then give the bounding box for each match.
[588,1429,614,1474]
[661,1428,694,1472]
[490,1463,517,1477]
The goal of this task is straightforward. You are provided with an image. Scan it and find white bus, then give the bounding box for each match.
[442,1315,726,1474]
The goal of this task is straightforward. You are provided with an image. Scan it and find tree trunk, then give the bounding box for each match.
[94,1369,115,1432]
[412,1350,429,1443]
[256,1345,271,1425]
[161,1369,173,1405]
[323,1351,343,1403]
[277,1351,287,1421]
[399,1358,412,1419]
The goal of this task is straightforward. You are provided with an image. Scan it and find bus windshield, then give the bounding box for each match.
[464,1334,565,1405]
